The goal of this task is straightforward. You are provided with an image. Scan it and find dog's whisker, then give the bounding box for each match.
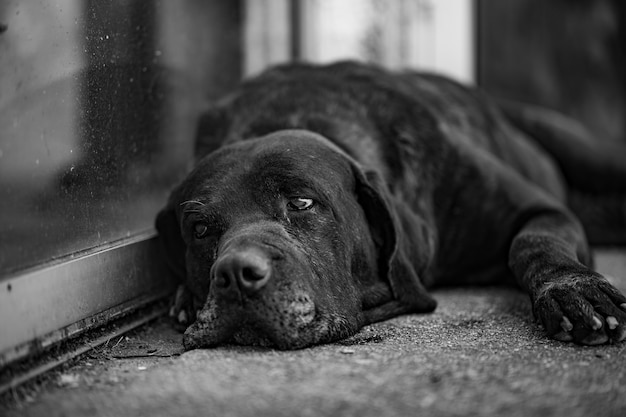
[180,200,205,207]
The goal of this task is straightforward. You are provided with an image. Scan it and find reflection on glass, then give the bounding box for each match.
[0,0,241,276]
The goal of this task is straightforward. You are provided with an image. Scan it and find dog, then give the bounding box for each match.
[156,61,626,350]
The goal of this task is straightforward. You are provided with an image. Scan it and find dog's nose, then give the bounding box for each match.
[212,247,271,295]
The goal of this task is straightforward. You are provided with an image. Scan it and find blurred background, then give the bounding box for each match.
[0,0,624,277]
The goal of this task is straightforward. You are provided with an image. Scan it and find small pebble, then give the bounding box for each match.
[58,374,80,388]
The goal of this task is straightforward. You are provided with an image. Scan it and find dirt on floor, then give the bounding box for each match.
[2,250,626,417]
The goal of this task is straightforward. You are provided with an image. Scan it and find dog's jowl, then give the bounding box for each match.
[156,61,626,349]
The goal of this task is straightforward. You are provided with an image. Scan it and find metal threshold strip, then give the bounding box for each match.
[0,232,177,388]
[0,302,169,395]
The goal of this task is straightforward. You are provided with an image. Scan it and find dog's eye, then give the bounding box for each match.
[193,222,209,239]
[287,197,315,211]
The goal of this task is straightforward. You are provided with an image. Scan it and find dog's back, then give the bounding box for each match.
[195,61,626,244]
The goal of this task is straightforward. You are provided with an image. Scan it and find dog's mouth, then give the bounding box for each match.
[182,284,357,350]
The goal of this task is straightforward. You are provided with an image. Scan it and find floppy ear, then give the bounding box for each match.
[354,168,437,313]
[155,193,187,283]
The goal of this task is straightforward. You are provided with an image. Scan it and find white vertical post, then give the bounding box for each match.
[244,0,291,76]
[429,0,475,83]
[296,0,475,83]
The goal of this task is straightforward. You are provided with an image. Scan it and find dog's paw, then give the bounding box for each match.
[169,285,198,331]
[533,272,626,345]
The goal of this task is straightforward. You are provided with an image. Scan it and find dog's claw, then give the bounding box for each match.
[621,303,626,311]
[606,316,619,330]
[591,316,603,331]
[560,316,573,332]
[177,310,188,325]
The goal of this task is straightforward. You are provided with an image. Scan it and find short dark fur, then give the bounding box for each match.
[157,61,626,349]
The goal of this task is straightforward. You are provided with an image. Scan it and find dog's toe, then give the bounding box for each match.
[578,329,609,345]
[552,330,573,342]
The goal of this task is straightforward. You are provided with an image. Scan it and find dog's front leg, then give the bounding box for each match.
[509,210,626,344]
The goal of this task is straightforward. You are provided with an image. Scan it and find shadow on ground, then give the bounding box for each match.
[3,250,626,417]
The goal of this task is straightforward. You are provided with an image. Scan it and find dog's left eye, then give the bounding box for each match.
[287,197,315,211]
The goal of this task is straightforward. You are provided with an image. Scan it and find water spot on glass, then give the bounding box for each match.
[35,159,40,165]
[154,50,162,57]
[69,165,75,172]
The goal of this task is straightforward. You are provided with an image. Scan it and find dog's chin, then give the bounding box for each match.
[231,312,360,350]
[228,321,323,350]
[182,281,363,350]
[182,303,360,350]
[182,318,322,350]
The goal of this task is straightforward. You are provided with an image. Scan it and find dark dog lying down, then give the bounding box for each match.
[157,61,626,350]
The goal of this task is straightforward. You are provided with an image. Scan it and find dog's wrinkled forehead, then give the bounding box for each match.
[183,130,356,204]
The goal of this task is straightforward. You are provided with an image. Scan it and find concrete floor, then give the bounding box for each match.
[3,250,626,417]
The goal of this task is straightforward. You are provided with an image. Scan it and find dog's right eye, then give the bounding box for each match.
[193,222,209,239]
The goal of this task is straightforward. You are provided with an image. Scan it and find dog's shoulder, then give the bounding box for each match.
[194,62,516,184]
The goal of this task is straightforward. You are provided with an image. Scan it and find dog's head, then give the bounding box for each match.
[157,130,436,350]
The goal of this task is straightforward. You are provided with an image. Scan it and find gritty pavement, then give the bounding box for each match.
[3,249,626,417]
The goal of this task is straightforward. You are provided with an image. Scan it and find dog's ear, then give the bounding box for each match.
[354,168,437,313]
[155,192,187,283]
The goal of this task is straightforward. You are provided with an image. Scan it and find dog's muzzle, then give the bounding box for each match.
[182,230,327,350]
